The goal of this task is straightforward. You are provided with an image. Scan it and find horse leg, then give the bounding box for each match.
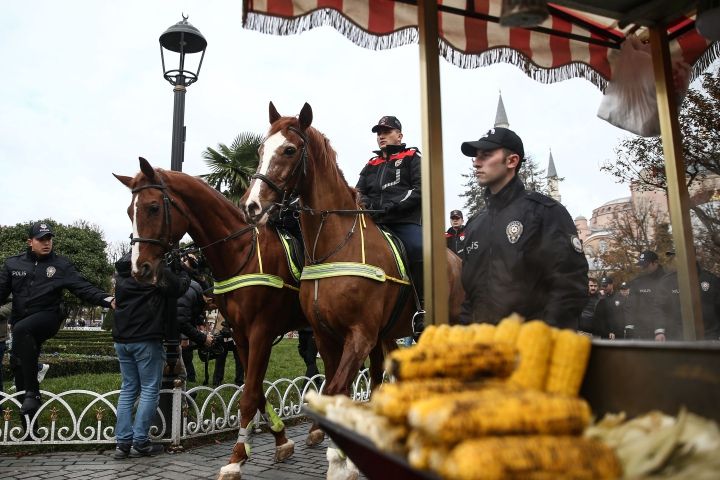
[368,339,393,390]
[323,330,376,480]
[305,331,343,447]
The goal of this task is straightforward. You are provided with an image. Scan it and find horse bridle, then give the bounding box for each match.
[130,177,259,277]
[130,180,177,252]
[251,125,309,213]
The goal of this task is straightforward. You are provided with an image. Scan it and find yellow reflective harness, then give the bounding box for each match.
[213,228,300,295]
[299,213,410,285]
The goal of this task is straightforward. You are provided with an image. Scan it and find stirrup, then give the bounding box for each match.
[412,310,425,336]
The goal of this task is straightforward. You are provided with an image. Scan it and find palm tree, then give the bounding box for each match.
[201,132,264,205]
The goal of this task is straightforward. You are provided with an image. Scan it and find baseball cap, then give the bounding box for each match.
[450,210,463,219]
[637,250,659,267]
[371,115,402,133]
[600,276,613,286]
[28,222,54,239]
[461,127,525,159]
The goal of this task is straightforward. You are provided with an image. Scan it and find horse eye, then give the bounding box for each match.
[149,204,160,214]
[284,146,297,156]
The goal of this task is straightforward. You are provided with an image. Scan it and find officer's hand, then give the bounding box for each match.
[382,202,398,214]
[204,334,214,347]
[655,332,666,342]
[608,332,615,340]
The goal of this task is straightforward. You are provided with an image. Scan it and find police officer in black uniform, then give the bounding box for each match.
[0,222,114,415]
[445,210,466,255]
[627,250,666,340]
[356,115,424,323]
[459,128,588,328]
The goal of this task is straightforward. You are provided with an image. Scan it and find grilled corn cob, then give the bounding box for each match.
[493,314,524,344]
[408,388,591,443]
[417,324,452,346]
[469,322,496,343]
[439,435,622,480]
[406,429,450,471]
[385,342,517,381]
[371,378,509,423]
[545,329,592,396]
[508,320,554,390]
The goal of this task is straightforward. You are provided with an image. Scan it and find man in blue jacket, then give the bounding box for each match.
[0,222,114,416]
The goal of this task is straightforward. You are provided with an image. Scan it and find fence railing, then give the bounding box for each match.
[0,370,372,447]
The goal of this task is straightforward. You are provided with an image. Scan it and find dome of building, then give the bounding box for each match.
[601,196,631,207]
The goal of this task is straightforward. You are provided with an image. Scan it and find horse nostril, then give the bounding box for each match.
[246,202,261,222]
[140,262,152,279]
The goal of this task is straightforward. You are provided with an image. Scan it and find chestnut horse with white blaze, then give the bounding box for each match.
[240,103,464,470]
[115,158,319,480]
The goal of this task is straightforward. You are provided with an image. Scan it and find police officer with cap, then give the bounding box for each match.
[0,222,114,416]
[459,127,588,328]
[356,115,424,328]
[445,210,466,255]
[626,250,665,340]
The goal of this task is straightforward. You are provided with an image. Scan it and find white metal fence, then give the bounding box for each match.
[0,370,372,447]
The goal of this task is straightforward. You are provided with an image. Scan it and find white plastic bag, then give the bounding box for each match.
[597,35,660,137]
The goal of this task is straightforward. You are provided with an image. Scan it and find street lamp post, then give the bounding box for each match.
[157,15,206,444]
[159,14,207,172]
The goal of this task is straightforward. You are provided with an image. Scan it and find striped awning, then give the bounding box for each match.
[243,1,719,90]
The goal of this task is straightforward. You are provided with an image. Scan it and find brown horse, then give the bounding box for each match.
[240,102,464,395]
[115,158,316,480]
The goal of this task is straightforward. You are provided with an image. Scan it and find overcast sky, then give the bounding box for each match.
[0,1,679,247]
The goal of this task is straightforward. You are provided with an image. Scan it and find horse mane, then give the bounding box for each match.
[271,117,359,205]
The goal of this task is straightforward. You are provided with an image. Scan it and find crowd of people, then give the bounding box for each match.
[578,250,720,341]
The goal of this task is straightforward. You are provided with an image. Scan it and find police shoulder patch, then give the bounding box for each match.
[701,281,710,292]
[570,235,583,253]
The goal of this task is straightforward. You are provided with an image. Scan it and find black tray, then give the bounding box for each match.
[304,407,440,480]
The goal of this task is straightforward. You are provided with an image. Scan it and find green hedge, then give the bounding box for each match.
[1,354,119,381]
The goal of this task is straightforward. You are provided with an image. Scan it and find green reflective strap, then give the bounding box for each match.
[278,231,302,281]
[265,401,284,432]
[213,274,284,294]
[300,262,386,282]
[380,230,409,280]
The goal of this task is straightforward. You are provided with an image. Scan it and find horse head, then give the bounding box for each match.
[114,157,190,284]
[240,101,313,225]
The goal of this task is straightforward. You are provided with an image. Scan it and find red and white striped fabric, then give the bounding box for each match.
[243,0,718,90]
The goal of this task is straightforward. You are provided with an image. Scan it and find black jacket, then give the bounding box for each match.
[593,291,629,338]
[461,175,588,328]
[657,266,720,340]
[112,254,190,343]
[445,225,467,255]
[177,279,208,346]
[0,250,113,326]
[627,266,666,339]
[356,143,421,225]
[578,293,600,335]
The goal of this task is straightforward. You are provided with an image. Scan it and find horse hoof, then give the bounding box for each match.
[326,447,359,480]
[275,438,295,462]
[306,429,325,446]
[217,462,242,480]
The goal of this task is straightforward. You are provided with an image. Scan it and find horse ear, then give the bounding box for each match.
[113,174,133,189]
[299,102,313,131]
[269,102,281,124]
[139,157,157,181]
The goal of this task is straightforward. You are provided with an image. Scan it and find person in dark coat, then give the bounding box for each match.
[626,250,666,340]
[177,277,213,382]
[112,252,189,458]
[593,276,627,339]
[578,277,601,335]
[445,210,467,255]
[459,128,588,328]
[656,251,720,340]
[0,222,114,416]
[356,115,424,327]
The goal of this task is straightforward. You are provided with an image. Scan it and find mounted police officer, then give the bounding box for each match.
[355,115,424,327]
[0,222,114,416]
[459,128,588,328]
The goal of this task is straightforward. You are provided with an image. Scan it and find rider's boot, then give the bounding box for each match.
[410,261,425,340]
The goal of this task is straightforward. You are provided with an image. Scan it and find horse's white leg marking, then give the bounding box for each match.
[245,131,288,208]
[131,194,140,274]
